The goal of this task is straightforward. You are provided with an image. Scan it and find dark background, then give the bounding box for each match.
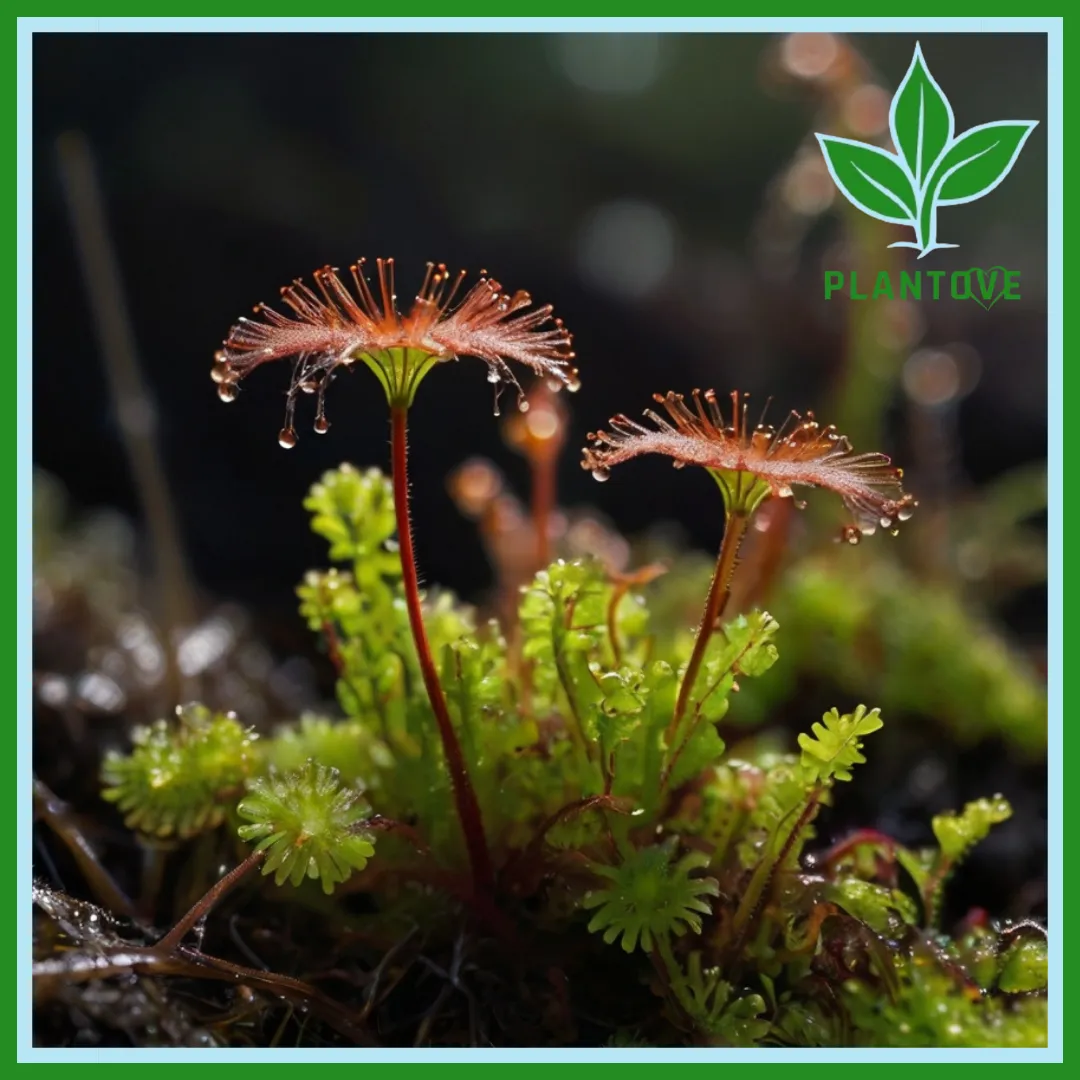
[33,31,1047,610]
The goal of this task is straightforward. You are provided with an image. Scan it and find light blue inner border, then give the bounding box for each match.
[17,16,1063,1064]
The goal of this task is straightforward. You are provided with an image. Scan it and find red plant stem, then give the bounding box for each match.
[822,828,897,874]
[390,406,495,899]
[667,510,750,745]
[531,450,557,569]
[770,789,823,889]
[158,848,264,952]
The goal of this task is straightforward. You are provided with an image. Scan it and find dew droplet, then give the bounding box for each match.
[897,504,915,521]
[487,370,500,384]
[278,427,298,449]
[591,466,611,482]
[217,383,238,403]
[546,376,564,393]
[880,516,893,529]
[518,398,530,413]
[300,380,318,394]
[314,416,330,434]
[566,374,582,393]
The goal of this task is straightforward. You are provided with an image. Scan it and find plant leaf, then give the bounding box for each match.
[997,935,1048,994]
[688,610,779,722]
[815,135,917,225]
[588,668,647,761]
[583,840,719,954]
[798,705,883,784]
[931,121,1039,206]
[829,879,919,937]
[932,796,1012,861]
[889,42,954,189]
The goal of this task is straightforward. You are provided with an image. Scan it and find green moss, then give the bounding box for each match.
[93,464,1047,1048]
[101,703,257,839]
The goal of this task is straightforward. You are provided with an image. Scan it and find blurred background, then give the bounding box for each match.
[32,32,1048,923]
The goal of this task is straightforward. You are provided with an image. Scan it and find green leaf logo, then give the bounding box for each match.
[816,42,1037,258]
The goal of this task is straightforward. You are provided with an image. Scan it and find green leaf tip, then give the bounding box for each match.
[932,795,1013,862]
[797,704,883,783]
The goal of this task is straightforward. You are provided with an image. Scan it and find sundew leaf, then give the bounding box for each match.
[890,42,954,189]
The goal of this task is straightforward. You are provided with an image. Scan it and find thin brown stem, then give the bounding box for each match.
[607,584,628,667]
[660,512,750,792]
[33,777,137,919]
[158,848,264,952]
[56,133,195,701]
[390,406,495,899]
[34,944,376,1046]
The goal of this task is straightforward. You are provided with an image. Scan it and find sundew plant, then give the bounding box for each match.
[31,256,1048,1050]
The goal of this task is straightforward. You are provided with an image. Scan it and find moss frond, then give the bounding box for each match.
[237,760,375,895]
[101,703,257,839]
[582,838,720,954]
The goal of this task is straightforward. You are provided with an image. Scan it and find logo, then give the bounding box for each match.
[815,42,1037,259]
[823,266,1020,309]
